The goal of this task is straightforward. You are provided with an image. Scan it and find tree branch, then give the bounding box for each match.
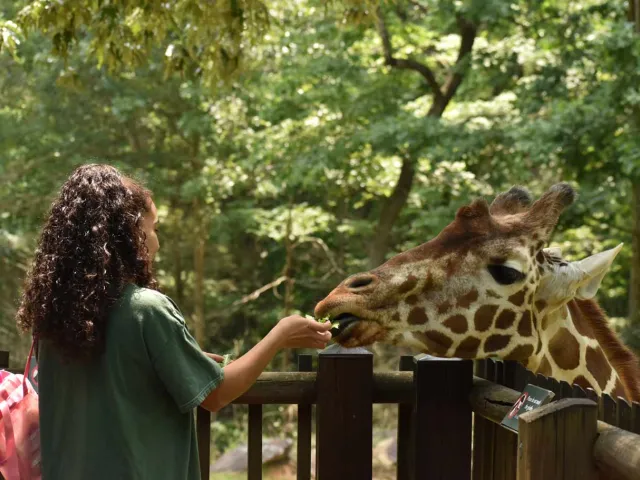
[375,8,444,103]
[434,15,478,115]
[232,276,288,306]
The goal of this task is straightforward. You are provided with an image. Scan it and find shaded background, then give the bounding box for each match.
[2,0,640,477]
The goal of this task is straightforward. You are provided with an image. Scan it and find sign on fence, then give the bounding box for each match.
[501,384,555,433]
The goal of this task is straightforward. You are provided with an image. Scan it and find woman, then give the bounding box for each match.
[16,164,331,479]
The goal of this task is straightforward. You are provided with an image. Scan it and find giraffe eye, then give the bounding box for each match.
[487,265,525,285]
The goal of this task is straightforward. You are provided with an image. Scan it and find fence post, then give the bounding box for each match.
[413,356,473,480]
[248,404,263,480]
[196,407,211,480]
[396,355,415,480]
[517,398,598,480]
[296,354,313,480]
[316,345,373,480]
[0,351,8,369]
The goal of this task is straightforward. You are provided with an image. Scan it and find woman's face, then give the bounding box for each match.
[141,199,160,261]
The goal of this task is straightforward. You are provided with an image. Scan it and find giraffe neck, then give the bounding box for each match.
[527,298,640,402]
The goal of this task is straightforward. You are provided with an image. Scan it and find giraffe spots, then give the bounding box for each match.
[391,312,401,323]
[534,338,542,355]
[517,311,533,337]
[535,300,547,313]
[536,251,545,263]
[437,301,452,314]
[474,305,498,332]
[586,347,612,391]
[458,289,479,309]
[421,273,436,293]
[504,344,534,361]
[445,256,462,277]
[613,379,626,399]
[537,356,552,376]
[495,309,516,330]
[540,314,551,331]
[398,275,418,294]
[567,300,596,339]
[572,375,590,389]
[508,290,526,306]
[444,315,468,334]
[484,334,511,353]
[486,290,501,299]
[454,337,481,358]
[537,265,544,275]
[548,328,580,370]
[413,331,452,356]
[405,295,419,305]
[408,307,429,325]
[529,245,535,256]
[390,334,404,345]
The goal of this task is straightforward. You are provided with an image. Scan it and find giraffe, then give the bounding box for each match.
[315,183,640,402]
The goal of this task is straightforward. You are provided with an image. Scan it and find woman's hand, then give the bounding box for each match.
[206,353,225,363]
[272,315,332,350]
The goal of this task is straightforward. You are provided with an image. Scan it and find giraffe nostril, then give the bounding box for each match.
[346,274,375,290]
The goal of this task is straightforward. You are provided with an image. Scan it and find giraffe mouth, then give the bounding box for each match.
[330,313,360,339]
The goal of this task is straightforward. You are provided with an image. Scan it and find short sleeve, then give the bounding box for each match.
[135,289,224,413]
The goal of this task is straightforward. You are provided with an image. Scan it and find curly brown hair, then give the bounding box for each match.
[17,164,158,362]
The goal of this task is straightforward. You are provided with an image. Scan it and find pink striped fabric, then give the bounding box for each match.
[0,341,41,480]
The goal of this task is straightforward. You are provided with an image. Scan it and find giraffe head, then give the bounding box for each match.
[315,183,623,363]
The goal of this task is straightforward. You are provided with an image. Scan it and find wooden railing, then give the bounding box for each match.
[3,350,640,479]
[199,350,640,480]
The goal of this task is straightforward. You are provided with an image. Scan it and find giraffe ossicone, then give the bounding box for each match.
[315,183,640,402]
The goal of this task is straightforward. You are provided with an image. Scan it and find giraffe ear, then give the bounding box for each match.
[574,244,623,299]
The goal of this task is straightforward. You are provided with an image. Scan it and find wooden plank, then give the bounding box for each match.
[0,351,8,368]
[231,371,414,405]
[296,355,313,480]
[602,394,617,426]
[472,415,489,480]
[505,360,530,393]
[572,384,587,399]
[481,359,497,480]
[493,427,518,480]
[472,357,493,480]
[494,361,518,480]
[633,402,640,435]
[559,381,573,400]
[396,356,414,480]
[593,422,640,480]
[413,357,473,480]
[617,397,633,433]
[495,360,505,385]
[585,388,598,403]
[517,398,598,480]
[474,359,487,378]
[316,348,373,480]
[196,407,211,480]
[248,404,263,480]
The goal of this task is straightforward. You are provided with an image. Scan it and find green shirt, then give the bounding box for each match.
[38,284,224,480]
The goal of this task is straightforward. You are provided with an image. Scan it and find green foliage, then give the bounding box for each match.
[2,0,640,362]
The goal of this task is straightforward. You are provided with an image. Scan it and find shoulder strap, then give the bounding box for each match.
[22,337,36,397]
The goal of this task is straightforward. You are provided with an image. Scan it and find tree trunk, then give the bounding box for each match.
[629,182,640,324]
[629,1,640,328]
[281,206,294,371]
[193,220,207,347]
[367,13,477,269]
[368,158,416,269]
[174,239,185,307]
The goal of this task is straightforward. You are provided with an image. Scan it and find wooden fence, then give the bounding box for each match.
[3,350,640,479]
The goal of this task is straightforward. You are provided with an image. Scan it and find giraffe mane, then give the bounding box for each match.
[573,298,640,402]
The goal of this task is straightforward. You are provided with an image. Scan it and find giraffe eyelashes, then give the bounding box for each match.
[487,264,526,285]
